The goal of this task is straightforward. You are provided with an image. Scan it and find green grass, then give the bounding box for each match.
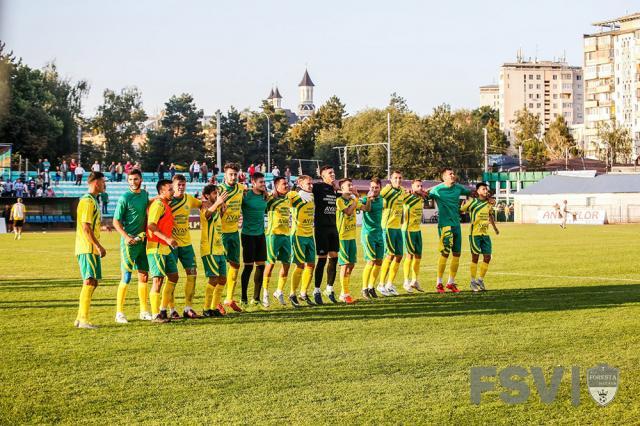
[1,224,639,424]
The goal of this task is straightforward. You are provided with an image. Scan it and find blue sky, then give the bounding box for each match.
[0,0,636,116]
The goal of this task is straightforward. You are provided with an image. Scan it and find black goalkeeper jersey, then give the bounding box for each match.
[313,182,338,227]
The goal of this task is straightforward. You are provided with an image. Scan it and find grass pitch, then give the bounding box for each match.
[0,224,639,424]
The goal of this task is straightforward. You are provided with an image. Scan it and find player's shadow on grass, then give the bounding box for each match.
[0,279,120,291]
[224,283,640,323]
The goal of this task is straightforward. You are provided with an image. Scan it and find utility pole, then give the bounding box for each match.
[77,124,82,164]
[260,112,271,172]
[387,112,391,179]
[518,145,523,172]
[343,147,348,178]
[216,110,222,173]
[483,127,488,174]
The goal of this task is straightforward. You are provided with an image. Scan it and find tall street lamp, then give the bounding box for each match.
[260,112,271,173]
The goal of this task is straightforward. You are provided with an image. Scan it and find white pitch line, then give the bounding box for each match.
[490,271,639,282]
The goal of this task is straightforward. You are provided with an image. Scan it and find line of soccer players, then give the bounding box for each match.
[72,164,499,329]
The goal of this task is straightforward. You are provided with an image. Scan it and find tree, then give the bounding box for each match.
[216,106,250,166]
[543,115,575,160]
[513,109,547,168]
[597,121,632,167]
[472,106,499,126]
[485,117,509,154]
[92,87,147,163]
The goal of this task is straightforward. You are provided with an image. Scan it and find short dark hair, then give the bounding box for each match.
[441,167,454,176]
[252,172,265,181]
[172,174,186,182]
[476,182,488,190]
[129,169,142,178]
[203,184,217,195]
[370,177,382,185]
[412,179,422,184]
[319,165,334,175]
[273,176,287,186]
[338,178,352,187]
[224,162,240,172]
[87,172,104,183]
[156,179,172,194]
[391,170,402,177]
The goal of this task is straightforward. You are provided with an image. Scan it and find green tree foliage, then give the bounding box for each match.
[597,121,633,166]
[543,115,575,160]
[513,109,547,168]
[92,87,147,163]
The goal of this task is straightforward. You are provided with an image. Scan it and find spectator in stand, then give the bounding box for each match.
[169,162,176,178]
[100,191,109,215]
[238,169,247,184]
[43,158,51,171]
[124,161,133,176]
[69,158,78,178]
[272,165,280,177]
[284,166,291,183]
[54,167,61,186]
[60,160,69,181]
[109,161,116,182]
[91,160,101,172]
[75,163,85,185]
[36,186,44,197]
[207,174,217,184]
[248,163,255,178]
[200,161,208,182]
[27,178,36,197]
[188,160,197,182]
[14,179,25,197]
[192,160,200,182]
[157,161,166,181]
[6,179,14,197]
[116,162,124,182]
[42,171,50,189]
[46,187,55,197]
[36,159,44,173]
[212,164,219,177]
[133,161,141,171]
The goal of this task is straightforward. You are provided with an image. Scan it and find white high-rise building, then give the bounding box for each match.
[498,56,584,151]
[479,84,499,110]
[583,13,640,160]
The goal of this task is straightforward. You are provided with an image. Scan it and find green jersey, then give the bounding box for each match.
[428,183,471,227]
[242,190,267,236]
[113,189,149,236]
[360,196,383,235]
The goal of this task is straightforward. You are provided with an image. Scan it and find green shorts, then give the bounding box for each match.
[202,254,227,277]
[361,232,384,261]
[338,239,357,265]
[147,251,177,278]
[222,231,241,264]
[438,225,462,255]
[383,228,404,256]
[77,253,102,280]
[291,235,316,264]
[169,245,197,273]
[267,234,291,264]
[120,240,149,273]
[403,230,423,256]
[470,235,492,255]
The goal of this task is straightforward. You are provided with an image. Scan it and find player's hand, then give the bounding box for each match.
[494,228,500,235]
[98,244,107,258]
[166,237,178,249]
[125,235,136,245]
[366,189,375,198]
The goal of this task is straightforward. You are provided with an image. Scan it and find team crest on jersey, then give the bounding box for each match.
[587,364,619,406]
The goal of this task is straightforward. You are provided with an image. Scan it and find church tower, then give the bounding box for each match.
[267,87,283,109]
[297,69,315,119]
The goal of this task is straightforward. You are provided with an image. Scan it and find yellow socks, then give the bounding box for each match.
[77,284,95,323]
[116,282,127,313]
[437,255,448,280]
[388,260,401,284]
[277,274,287,292]
[411,257,421,282]
[150,288,161,316]
[362,263,373,290]
[291,267,303,295]
[185,275,196,308]
[340,274,351,295]
[379,257,391,285]
[449,256,460,281]
[262,274,271,292]
[470,261,478,280]
[370,264,381,288]
[213,284,224,308]
[225,266,239,302]
[301,267,313,294]
[403,257,412,282]
[204,283,215,310]
[479,261,489,279]
[161,281,176,310]
[138,281,148,313]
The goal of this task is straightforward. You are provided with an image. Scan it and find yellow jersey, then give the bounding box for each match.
[200,209,225,256]
[290,190,314,237]
[170,193,201,247]
[75,194,100,255]
[461,198,492,236]
[266,194,292,236]
[336,196,363,240]
[219,182,246,234]
[10,203,26,220]
[146,199,171,255]
[402,193,424,232]
[380,184,406,230]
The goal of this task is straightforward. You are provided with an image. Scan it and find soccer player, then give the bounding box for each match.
[402,179,426,293]
[312,166,340,304]
[240,172,268,308]
[360,178,384,300]
[426,168,473,293]
[146,179,178,323]
[163,174,202,319]
[289,175,316,306]
[200,184,229,316]
[10,198,26,240]
[219,163,246,312]
[336,179,371,304]
[377,171,406,296]
[112,169,152,323]
[74,171,107,329]
[461,183,499,292]
[263,177,293,306]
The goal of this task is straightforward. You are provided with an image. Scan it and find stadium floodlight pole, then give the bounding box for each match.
[483,127,488,174]
[387,112,391,179]
[260,112,271,173]
[216,110,222,172]
[77,124,82,164]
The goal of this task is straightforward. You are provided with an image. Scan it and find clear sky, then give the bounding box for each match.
[0,0,636,117]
